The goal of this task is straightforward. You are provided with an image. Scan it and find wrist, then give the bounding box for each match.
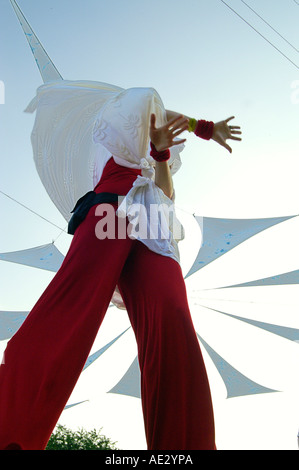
[195,119,214,140]
[193,119,215,140]
[188,118,197,133]
[150,142,170,162]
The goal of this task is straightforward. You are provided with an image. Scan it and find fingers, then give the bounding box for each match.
[226,117,242,134]
[152,113,188,135]
[164,115,189,145]
[166,114,185,126]
[150,114,156,129]
[229,128,242,140]
[212,117,242,153]
[150,113,188,151]
[169,121,189,140]
[228,120,242,141]
[224,143,232,153]
[172,123,189,137]
[230,130,242,135]
[213,134,233,153]
[167,115,189,131]
[170,138,186,147]
[228,126,242,141]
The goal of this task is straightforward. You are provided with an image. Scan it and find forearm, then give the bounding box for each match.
[149,113,188,199]
[166,110,242,153]
[166,109,192,123]
[154,161,173,199]
[166,110,214,138]
[151,110,186,198]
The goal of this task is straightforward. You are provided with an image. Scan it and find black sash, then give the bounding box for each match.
[68,191,120,235]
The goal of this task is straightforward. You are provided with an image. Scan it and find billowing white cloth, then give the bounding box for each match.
[25,80,185,266]
[25,80,124,220]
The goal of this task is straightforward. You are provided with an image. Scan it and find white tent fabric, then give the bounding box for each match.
[0,311,29,341]
[0,243,64,272]
[9,0,62,83]
[196,333,278,398]
[64,400,89,410]
[1,212,295,279]
[1,215,299,400]
[83,328,130,371]
[216,268,299,289]
[185,215,296,278]
[82,327,280,401]
[217,310,299,343]
[25,80,124,222]
[108,356,141,399]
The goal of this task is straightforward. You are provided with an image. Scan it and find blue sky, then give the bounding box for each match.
[0,0,299,449]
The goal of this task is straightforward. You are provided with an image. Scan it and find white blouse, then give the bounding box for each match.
[25,80,185,306]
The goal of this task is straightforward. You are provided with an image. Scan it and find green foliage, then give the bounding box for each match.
[46,424,119,450]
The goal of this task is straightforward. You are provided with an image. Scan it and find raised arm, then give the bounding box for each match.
[149,113,188,199]
[149,110,242,199]
[166,110,242,154]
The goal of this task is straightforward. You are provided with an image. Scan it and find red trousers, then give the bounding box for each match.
[0,203,215,450]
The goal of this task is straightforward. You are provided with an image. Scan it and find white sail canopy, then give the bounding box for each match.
[218,268,299,289]
[10,0,62,83]
[185,215,296,278]
[0,311,29,341]
[0,243,64,272]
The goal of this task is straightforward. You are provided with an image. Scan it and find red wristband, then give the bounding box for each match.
[150,142,170,162]
[194,120,214,140]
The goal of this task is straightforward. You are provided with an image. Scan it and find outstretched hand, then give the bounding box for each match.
[150,114,189,152]
[212,116,242,153]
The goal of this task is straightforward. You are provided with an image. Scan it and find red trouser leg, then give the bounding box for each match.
[118,241,216,450]
[0,204,134,450]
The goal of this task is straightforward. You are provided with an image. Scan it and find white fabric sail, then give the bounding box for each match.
[218,310,299,343]
[217,268,299,288]
[196,333,278,399]
[25,80,124,222]
[108,356,141,399]
[0,244,64,272]
[185,215,296,278]
[9,0,62,83]
[25,81,183,214]
[0,311,29,341]
[83,328,130,371]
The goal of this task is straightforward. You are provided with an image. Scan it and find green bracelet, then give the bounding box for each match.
[188,118,197,133]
